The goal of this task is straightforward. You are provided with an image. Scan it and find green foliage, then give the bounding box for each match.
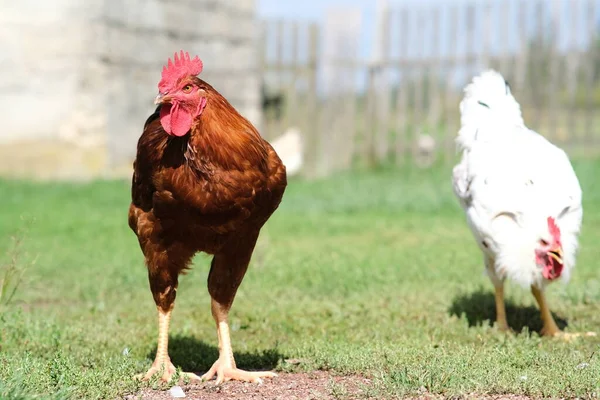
[0,220,34,313]
[0,159,600,398]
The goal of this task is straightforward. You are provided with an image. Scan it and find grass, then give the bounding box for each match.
[1,159,600,399]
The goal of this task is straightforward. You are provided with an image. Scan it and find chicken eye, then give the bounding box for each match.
[540,239,549,246]
[182,84,193,93]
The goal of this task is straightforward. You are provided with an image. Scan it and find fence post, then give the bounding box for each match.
[584,0,597,147]
[395,7,409,165]
[372,0,391,164]
[321,7,362,174]
[303,23,320,178]
[443,5,459,161]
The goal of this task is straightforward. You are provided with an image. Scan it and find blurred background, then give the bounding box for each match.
[1,0,599,180]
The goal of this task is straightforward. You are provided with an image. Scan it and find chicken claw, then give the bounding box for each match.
[496,324,515,335]
[551,331,597,342]
[135,361,201,383]
[201,358,277,385]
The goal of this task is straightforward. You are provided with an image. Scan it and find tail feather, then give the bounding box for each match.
[270,127,303,177]
[457,70,524,149]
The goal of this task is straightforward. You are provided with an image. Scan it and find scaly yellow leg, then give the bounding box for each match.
[530,286,561,337]
[135,308,201,383]
[494,285,511,332]
[529,286,596,341]
[201,299,277,384]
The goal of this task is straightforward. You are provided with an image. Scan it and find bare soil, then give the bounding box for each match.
[129,371,539,400]
[131,371,371,400]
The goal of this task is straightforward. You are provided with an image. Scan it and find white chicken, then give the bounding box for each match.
[452,70,588,338]
[269,127,303,177]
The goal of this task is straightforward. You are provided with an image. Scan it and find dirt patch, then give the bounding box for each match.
[129,373,544,400]
[132,371,371,400]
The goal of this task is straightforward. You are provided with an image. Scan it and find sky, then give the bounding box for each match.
[257,0,600,93]
[256,0,496,61]
[258,0,377,21]
[258,0,599,60]
[258,0,379,60]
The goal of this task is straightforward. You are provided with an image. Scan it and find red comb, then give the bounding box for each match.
[548,217,561,241]
[158,50,203,92]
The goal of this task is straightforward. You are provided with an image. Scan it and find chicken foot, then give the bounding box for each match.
[135,308,201,383]
[531,286,596,341]
[201,298,277,384]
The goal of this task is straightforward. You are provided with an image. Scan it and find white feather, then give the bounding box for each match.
[269,127,304,177]
[452,70,583,289]
[457,70,524,151]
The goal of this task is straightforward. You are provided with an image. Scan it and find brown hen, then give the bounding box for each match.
[128,51,287,384]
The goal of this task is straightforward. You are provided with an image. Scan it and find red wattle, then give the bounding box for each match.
[542,258,563,280]
[159,102,193,137]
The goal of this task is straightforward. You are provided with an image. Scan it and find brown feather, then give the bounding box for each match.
[128,78,287,311]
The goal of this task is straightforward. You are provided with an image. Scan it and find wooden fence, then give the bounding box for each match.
[261,0,600,177]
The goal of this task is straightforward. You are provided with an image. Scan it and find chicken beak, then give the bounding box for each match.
[548,247,563,264]
[154,93,168,105]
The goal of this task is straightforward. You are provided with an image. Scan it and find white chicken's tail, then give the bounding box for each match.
[270,127,304,177]
[458,70,525,149]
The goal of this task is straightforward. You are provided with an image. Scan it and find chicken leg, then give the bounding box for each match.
[201,299,277,384]
[136,248,201,383]
[487,258,511,332]
[530,286,561,337]
[530,286,595,340]
[201,238,277,385]
[136,308,201,383]
[493,284,511,332]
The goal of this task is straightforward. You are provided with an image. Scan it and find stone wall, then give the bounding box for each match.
[0,0,260,179]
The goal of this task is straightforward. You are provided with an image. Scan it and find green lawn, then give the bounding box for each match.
[2,160,600,399]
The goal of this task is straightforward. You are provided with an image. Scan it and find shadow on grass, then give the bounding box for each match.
[448,288,568,334]
[146,334,283,373]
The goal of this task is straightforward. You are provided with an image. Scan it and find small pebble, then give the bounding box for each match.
[169,386,186,398]
[576,362,590,370]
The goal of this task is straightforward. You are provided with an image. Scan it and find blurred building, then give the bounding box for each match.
[0,0,260,179]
